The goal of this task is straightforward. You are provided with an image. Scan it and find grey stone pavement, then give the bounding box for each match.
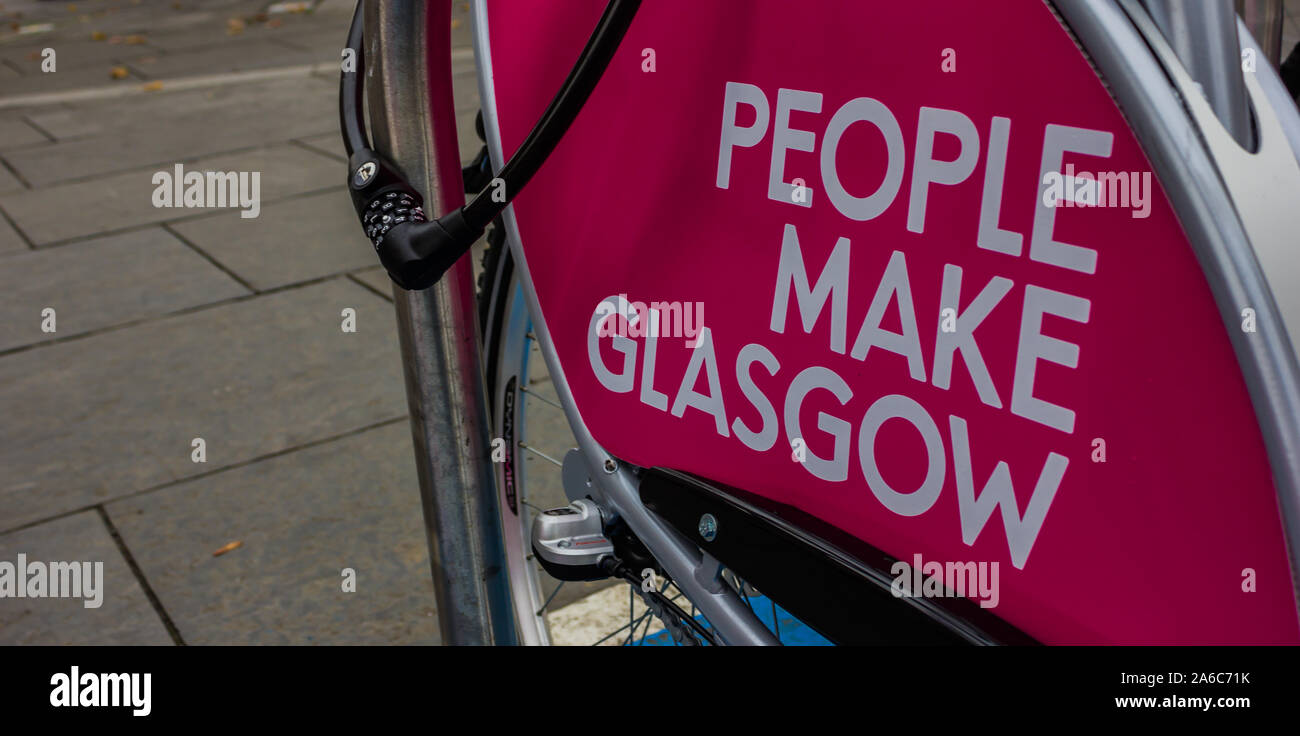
[0,0,486,645]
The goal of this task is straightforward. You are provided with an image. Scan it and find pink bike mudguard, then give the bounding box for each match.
[477,0,1300,643]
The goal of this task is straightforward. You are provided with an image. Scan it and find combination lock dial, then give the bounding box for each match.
[362,190,426,251]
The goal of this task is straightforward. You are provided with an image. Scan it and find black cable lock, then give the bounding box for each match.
[340,1,641,291]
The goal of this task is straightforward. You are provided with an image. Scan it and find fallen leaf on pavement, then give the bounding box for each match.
[213,540,243,556]
[268,2,310,14]
[109,65,128,79]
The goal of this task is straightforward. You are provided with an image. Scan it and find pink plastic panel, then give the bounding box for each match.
[479,0,1299,643]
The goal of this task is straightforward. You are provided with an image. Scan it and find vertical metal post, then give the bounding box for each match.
[364,0,518,645]
[1142,0,1255,149]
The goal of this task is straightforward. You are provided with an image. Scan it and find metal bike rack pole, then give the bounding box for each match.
[1141,0,1255,149]
[364,0,518,645]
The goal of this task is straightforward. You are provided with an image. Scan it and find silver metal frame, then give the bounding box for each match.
[470,0,778,645]
[367,0,518,646]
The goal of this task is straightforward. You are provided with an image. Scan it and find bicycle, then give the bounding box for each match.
[343,0,1300,645]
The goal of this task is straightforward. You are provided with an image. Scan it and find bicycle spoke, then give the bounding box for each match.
[581,589,657,646]
[519,498,549,515]
[518,441,563,468]
[626,585,634,645]
[589,611,652,646]
[588,618,632,647]
[520,384,563,409]
[535,581,566,616]
[635,606,656,645]
[622,609,656,646]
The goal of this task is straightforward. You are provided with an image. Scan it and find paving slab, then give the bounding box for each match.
[0,0,269,43]
[0,36,162,74]
[0,227,250,352]
[0,163,24,194]
[0,213,27,253]
[0,278,407,529]
[16,74,322,142]
[2,74,337,187]
[20,106,102,140]
[123,38,333,80]
[349,239,487,302]
[349,267,395,301]
[170,188,372,291]
[107,421,439,645]
[451,3,475,50]
[293,132,344,162]
[0,142,340,245]
[0,510,173,645]
[0,116,49,149]
[274,28,353,55]
[0,64,146,96]
[453,66,479,116]
[141,13,326,53]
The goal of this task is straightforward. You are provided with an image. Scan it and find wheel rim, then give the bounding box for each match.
[488,277,552,644]
[487,271,696,645]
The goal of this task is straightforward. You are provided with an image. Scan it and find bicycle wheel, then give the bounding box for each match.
[479,234,665,645]
[479,233,818,646]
